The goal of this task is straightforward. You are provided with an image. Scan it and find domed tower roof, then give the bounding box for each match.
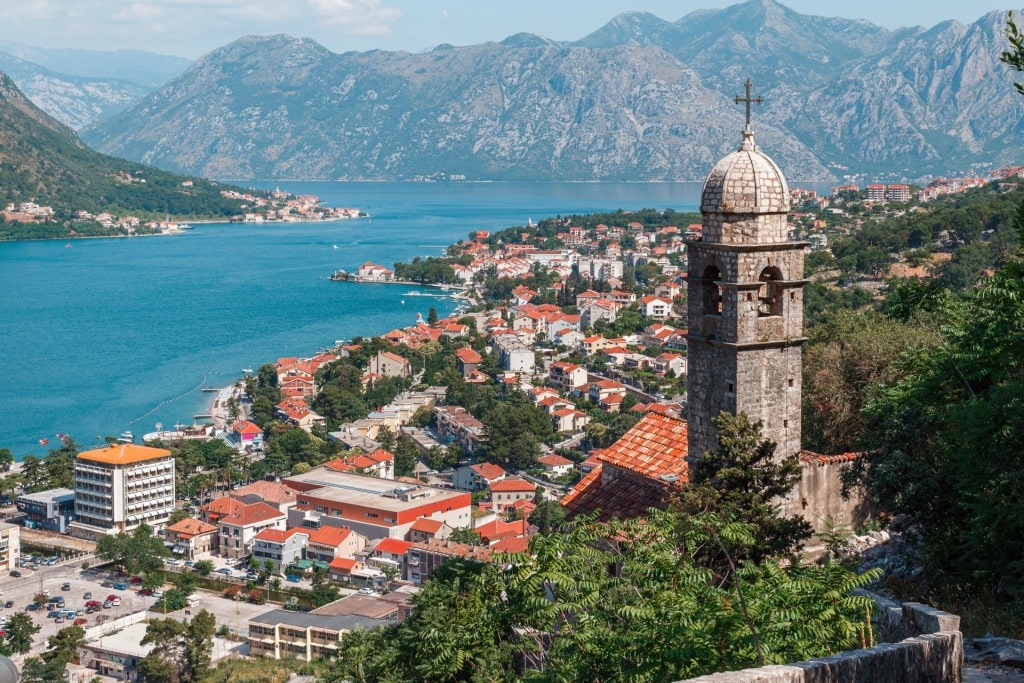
[0,655,19,683]
[700,128,789,215]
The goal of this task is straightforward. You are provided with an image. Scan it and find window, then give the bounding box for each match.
[366,512,378,518]
[702,265,723,315]
[757,266,784,317]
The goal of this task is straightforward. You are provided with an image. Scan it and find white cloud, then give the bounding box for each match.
[307,0,403,28]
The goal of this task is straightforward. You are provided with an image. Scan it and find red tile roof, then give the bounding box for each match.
[307,525,353,547]
[220,502,284,527]
[410,518,444,534]
[329,557,359,572]
[203,497,245,517]
[490,477,535,493]
[231,480,297,505]
[799,450,864,465]
[165,517,217,537]
[374,538,414,555]
[470,462,507,481]
[597,412,688,480]
[254,527,309,543]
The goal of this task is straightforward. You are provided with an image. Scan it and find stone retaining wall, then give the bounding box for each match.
[678,598,962,683]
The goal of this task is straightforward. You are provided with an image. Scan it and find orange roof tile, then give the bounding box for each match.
[204,497,245,516]
[308,525,353,546]
[374,538,414,555]
[231,480,296,504]
[329,557,359,571]
[470,462,507,481]
[165,517,217,537]
[254,527,309,543]
[490,477,535,493]
[410,518,444,534]
[78,443,171,465]
[598,412,688,480]
[220,502,284,527]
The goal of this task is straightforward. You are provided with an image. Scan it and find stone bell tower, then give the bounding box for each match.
[686,80,808,463]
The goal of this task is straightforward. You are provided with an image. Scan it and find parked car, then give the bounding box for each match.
[225,558,236,566]
[216,568,232,575]
[129,577,142,584]
[61,582,70,591]
[106,595,118,602]
[286,575,301,583]
[73,618,87,626]
[113,583,127,591]
[138,589,153,596]
[102,601,112,609]
[25,603,39,611]
[3,601,12,609]
[83,592,92,600]
[245,571,258,580]
[54,616,65,623]
[85,600,101,608]
[47,610,61,619]
[111,598,121,607]
[152,590,163,598]
[8,571,20,578]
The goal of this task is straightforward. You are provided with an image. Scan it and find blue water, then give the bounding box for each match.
[0,181,825,459]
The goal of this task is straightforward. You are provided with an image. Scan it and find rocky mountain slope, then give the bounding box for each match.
[80,0,1024,181]
[0,71,246,219]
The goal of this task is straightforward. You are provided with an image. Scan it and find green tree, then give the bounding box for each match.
[1002,10,1024,95]
[42,625,85,668]
[528,499,566,535]
[684,412,812,565]
[168,507,190,524]
[172,570,197,597]
[193,559,214,576]
[448,527,481,545]
[96,523,169,575]
[307,568,340,607]
[0,611,40,655]
[393,434,419,477]
[0,447,13,472]
[18,656,65,683]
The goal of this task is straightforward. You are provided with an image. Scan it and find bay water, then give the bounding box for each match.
[0,180,823,460]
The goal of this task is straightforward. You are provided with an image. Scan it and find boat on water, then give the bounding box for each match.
[117,431,134,444]
[201,386,218,392]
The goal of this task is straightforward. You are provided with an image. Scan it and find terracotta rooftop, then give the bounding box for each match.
[800,450,865,465]
[307,525,353,547]
[374,538,414,555]
[409,517,445,534]
[77,443,171,466]
[470,462,507,481]
[560,464,676,522]
[231,480,297,505]
[490,477,535,493]
[254,527,309,543]
[597,412,689,480]
[165,517,216,537]
[220,502,284,527]
[203,497,245,517]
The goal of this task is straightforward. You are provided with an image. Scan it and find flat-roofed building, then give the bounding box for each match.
[284,468,471,541]
[72,443,175,536]
[247,609,389,661]
[15,487,75,532]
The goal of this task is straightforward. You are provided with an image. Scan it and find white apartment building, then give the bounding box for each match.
[72,443,175,535]
[0,522,20,572]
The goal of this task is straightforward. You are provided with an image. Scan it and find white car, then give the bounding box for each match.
[225,558,236,565]
[152,590,163,598]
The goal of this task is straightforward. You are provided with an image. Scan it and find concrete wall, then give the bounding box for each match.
[794,456,874,533]
[677,598,962,683]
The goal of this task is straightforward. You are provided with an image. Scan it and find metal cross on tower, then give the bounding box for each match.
[734,79,763,130]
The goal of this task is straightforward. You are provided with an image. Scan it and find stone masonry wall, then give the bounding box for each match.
[676,599,962,683]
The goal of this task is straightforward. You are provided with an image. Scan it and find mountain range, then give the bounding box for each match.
[7,0,1024,182]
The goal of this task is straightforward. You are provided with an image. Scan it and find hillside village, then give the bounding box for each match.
[3,163,1023,680]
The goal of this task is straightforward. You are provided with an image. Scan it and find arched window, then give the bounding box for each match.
[702,265,722,315]
[757,266,783,316]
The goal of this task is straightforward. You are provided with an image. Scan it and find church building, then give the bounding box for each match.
[561,82,865,530]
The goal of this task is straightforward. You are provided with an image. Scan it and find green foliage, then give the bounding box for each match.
[95,523,170,575]
[1002,11,1024,96]
[801,309,934,453]
[140,610,216,683]
[480,390,554,469]
[154,589,189,613]
[306,568,340,607]
[393,434,419,477]
[527,500,566,535]
[193,559,214,576]
[685,413,812,565]
[0,611,40,655]
[326,508,879,682]
[850,223,1024,594]
[449,527,481,545]
[42,625,86,668]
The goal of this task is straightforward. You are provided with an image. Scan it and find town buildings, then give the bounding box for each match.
[15,488,75,532]
[71,443,175,537]
[0,522,20,572]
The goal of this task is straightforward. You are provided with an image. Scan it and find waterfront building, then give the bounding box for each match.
[15,487,75,532]
[0,522,20,572]
[71,443,175,536]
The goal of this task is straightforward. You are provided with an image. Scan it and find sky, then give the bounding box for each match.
[0,0,1017,60]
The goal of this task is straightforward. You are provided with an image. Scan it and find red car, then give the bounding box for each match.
[73,618,87,626]
[106,595,118,602]
[85,600,102,608]
[129,577,142,584]
[138,588,153,596]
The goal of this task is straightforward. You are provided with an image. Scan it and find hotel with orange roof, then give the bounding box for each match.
[71,442,176,536]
